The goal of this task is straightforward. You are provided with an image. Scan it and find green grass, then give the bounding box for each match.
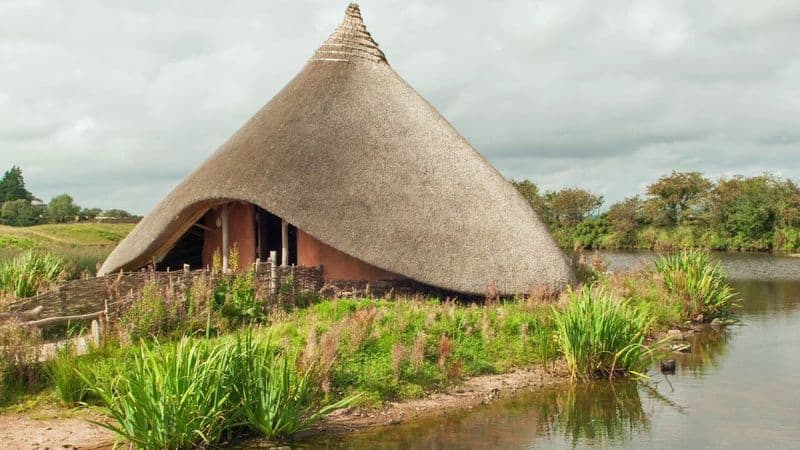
[552,286,654,381]
[0,223,134,278]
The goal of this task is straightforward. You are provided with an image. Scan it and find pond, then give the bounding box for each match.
[293,251,800,449]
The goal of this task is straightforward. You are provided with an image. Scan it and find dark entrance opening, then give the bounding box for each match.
[157,222,205,271]
[255,207,296,265]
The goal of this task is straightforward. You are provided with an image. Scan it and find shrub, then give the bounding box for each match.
[215,271,263,323]
[119,280,169,341]
[654,250,739,321]
[0,250,64,299]
[552,286,653,381]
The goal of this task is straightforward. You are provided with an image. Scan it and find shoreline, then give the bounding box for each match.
[0,323,721,449]
[0,363,570,449]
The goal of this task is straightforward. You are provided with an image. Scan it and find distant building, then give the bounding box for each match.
[99,4,573,295]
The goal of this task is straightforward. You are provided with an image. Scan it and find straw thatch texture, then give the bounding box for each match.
[99,4,574,294]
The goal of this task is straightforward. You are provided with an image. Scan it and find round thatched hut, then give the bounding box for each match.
[99,3,574,295]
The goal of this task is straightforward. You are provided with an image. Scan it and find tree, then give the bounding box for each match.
[777,179,800,228]
[47,194,81,223]
[1,199,41,226]
[546,188,603,228]
[645,171,711,225]
[0,166,33,203]
[102,209,132,218]
[707,175,782,246]
[606,196,644,245]
[80,207,103,220]
[511,179,552,225]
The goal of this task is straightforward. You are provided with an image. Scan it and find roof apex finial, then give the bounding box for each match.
[310,3,387,64]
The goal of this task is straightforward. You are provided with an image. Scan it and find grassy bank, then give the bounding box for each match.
[0,223,135,278]
[0,250,738,447]
[559,223,800,253]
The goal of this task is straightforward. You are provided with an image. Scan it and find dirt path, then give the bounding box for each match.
[0,408,114,450]
[0,364,568,449]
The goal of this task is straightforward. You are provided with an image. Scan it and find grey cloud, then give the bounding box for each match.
[0,0,798,213]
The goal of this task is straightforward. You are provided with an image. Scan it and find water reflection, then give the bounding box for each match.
[673,327,732,377]
[297,382,651,450]
[532,382,648,447]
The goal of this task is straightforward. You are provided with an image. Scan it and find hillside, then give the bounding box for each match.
[0,222,135,275]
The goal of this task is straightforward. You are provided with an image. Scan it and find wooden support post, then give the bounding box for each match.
[90,319,101,346]
[281,219,288,267]
[221,204,230,273]
[269,251,278,296]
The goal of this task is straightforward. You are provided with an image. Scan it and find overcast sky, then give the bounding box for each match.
[1,0,799,214]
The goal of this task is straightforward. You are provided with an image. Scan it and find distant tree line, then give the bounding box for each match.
[513,171,800,253]
[0,166,135,227]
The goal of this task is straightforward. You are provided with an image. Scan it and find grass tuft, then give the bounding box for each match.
[552,286,654,381]
[654,250,740,321]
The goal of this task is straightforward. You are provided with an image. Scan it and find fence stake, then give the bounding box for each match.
[269,251,278,296]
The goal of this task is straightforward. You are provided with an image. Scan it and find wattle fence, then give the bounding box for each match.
[2,262,323,321]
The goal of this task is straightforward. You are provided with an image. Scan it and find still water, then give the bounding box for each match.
[297,252,800,449]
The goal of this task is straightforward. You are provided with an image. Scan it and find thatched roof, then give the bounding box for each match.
[99,4,574,294]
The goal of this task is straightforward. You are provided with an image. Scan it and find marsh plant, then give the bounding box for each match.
[654,250,740,321]
[82,333,359,448]
[86,338,235,450]
[232,333,358,441]
[552,286,654,381]
[0,250,64,299]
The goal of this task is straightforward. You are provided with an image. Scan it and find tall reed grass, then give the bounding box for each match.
[84,333,359,448]
[86,338,234,449]
[0,250,64,299]
[232,334,358,440]
[654,250,739,321]
[552,287,653,381]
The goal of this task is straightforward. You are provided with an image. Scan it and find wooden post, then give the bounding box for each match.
[281,219,288,267]
[90,319,101,346]
[221,204,230,273]
[269,251,278,296]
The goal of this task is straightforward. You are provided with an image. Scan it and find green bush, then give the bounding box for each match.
[654,250,739,321]
[215,271,263,322]
[552,286,653,381]
[119,280,170,341]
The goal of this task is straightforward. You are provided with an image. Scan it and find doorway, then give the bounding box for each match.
[255,207,296,265]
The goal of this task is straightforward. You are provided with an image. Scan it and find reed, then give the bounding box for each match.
[552,286,653,381]
[0,250,64,299]
[654,250,739,321]
[85,338,234,449]
[231,333,358,441]
[45,347,90,405]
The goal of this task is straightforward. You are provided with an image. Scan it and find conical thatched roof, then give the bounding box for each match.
[99,4,574,294]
